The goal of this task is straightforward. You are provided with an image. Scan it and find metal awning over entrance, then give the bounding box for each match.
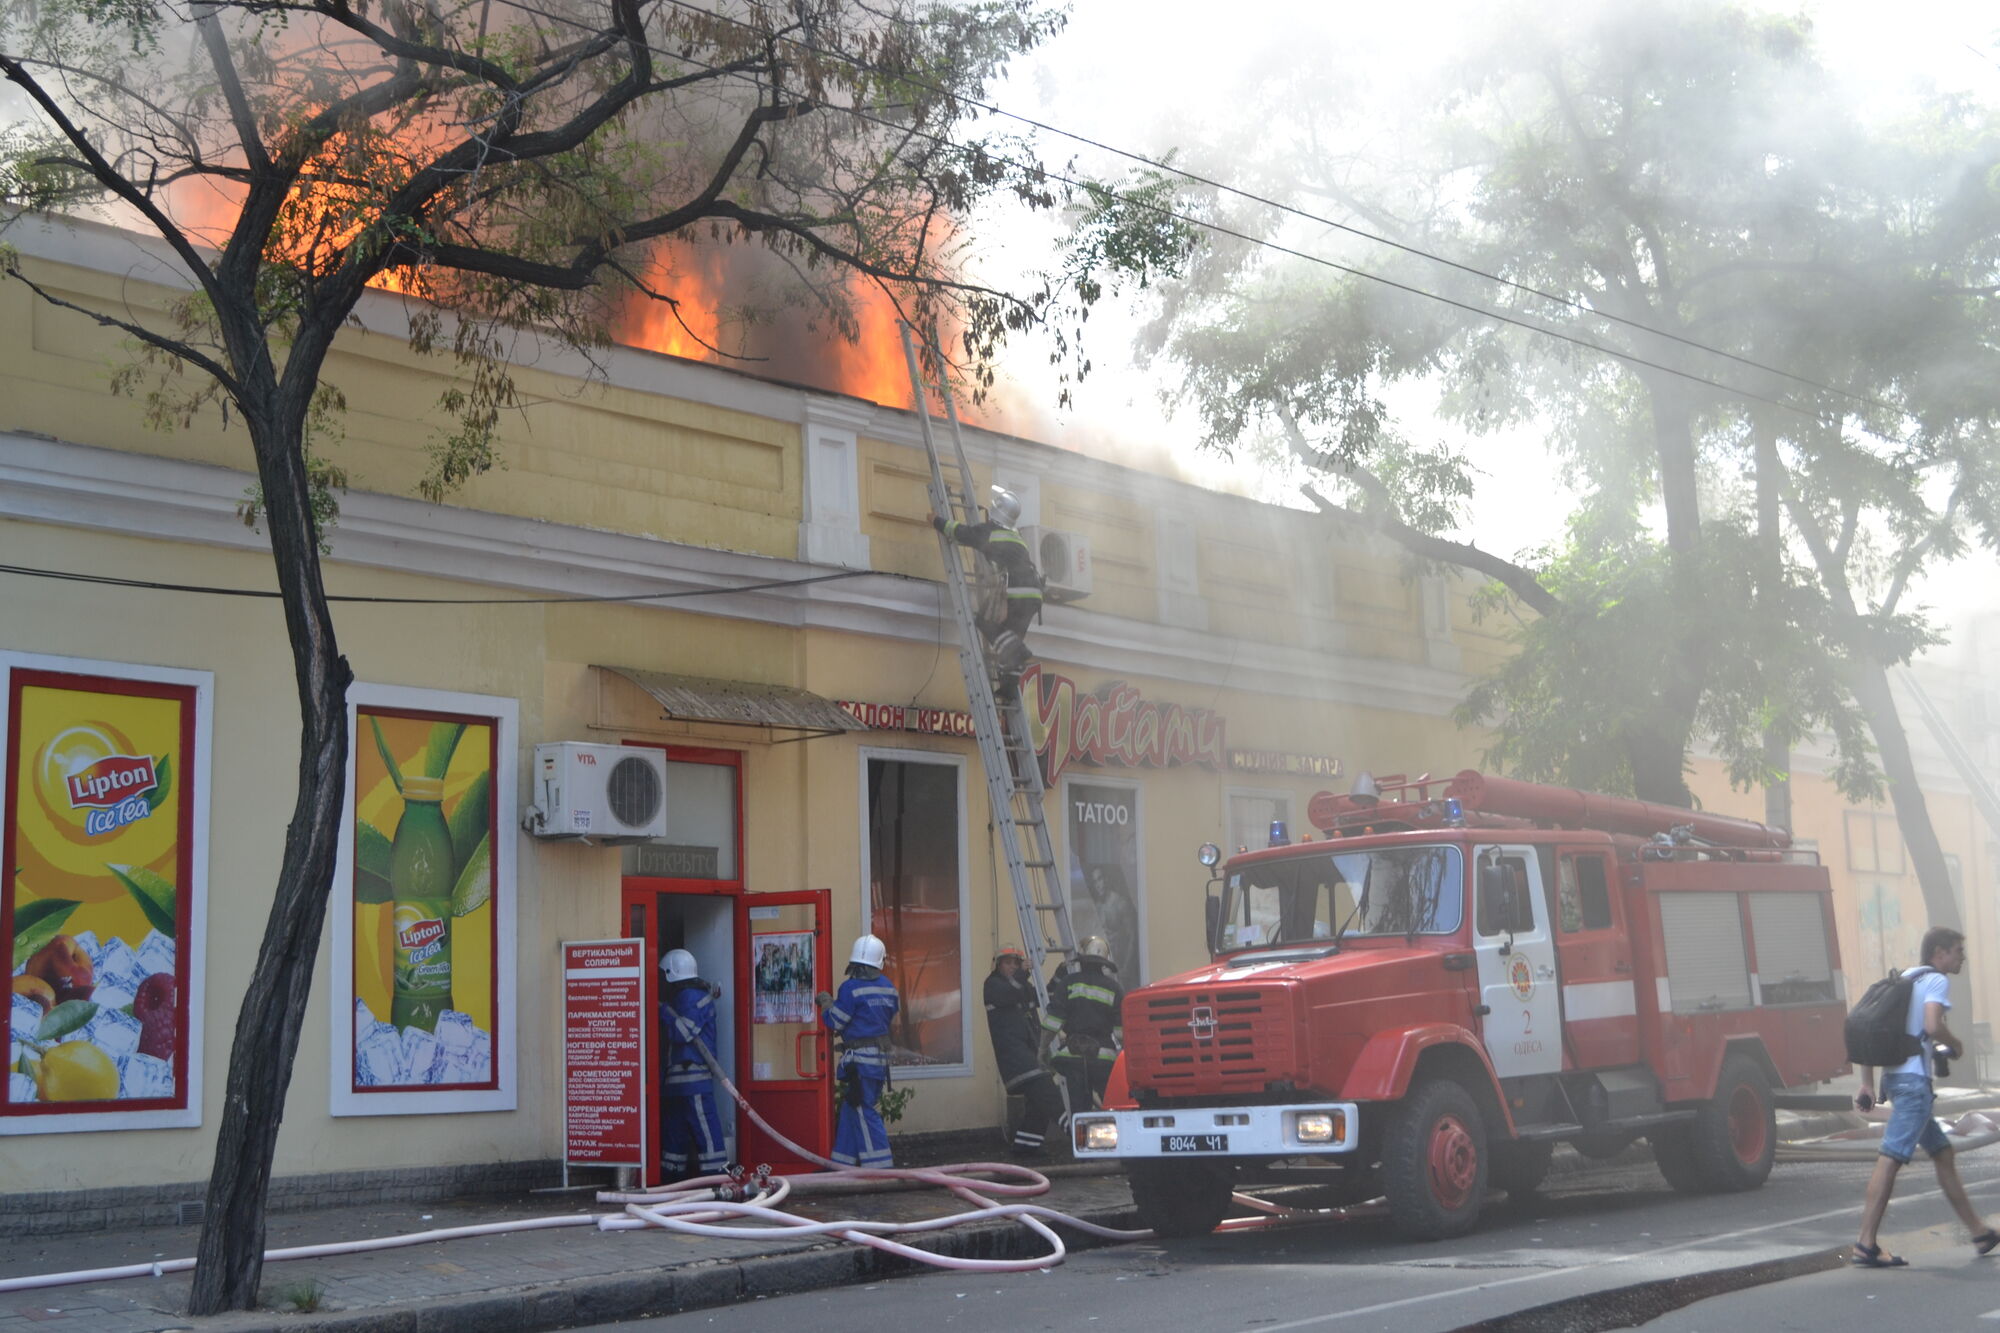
[595,667,867,741]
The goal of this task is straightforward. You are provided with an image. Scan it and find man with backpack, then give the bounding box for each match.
[1849,927,1998,1267]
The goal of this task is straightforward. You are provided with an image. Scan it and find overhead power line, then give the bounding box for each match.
[645,0,1907,423]
[0,562,914,604]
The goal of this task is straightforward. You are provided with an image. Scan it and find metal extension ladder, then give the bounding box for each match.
[899,324,1076,1006]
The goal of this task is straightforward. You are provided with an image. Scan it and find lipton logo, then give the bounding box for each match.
[1188,1004,1217,1041]
[399,918,446,951]
[66,754,159,809]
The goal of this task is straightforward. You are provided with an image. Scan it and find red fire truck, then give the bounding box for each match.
[1071,770,1850,1240]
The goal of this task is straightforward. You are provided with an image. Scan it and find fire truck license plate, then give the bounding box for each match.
[1160,1133,1228,1154]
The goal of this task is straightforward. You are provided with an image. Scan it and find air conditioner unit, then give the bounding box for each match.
[524,742,667,842]
[1024,525,1092,602]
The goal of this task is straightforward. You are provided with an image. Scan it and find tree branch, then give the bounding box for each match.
[4,269,240,394]
[1300,483,1562,618]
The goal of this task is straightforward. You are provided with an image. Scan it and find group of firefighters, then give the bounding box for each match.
[654,933,1123,1178]
[649,487,1081,1177]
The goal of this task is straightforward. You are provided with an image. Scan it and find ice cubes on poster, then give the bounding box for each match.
[9,1071,36,1103]
[90,986,135,1016]
[352,1003,491,1087]
[354,1019,407,1087]
[401,1025,446,1085]
[10,994,43,1041]
[69,931,100,963]
[116,1052,174,1099]
[137,931,176,978]
[94,938,148,998]
[83,1007,144,1060]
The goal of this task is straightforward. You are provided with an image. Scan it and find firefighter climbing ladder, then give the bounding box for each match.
[899,324,1076,1006]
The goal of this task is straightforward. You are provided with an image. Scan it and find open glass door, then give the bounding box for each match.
[735,889,833,1172]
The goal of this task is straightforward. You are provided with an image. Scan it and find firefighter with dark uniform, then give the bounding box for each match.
[815,933,900,1168]
[984,946,1069,1158]
[658,948,728,1180]
[931,486,1044,698]
[1041,936,1123,1126]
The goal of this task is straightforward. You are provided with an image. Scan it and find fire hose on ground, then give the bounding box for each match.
[2,1037,1322,1296]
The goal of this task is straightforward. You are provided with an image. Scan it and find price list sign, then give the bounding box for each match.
[562,938,646,1168]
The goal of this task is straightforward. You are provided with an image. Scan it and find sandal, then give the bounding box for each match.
[1975,1230,1999,1256]
[1850,1242,1909,1268]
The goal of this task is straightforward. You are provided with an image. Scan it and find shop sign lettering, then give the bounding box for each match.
[836,700,977,737]
[1021,665,1226,784]
[1227,749,1343,779]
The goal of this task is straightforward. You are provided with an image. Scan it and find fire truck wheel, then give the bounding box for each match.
[1488,1140,1554,1198]
[1126,1159,1233,1237]
[1650,1125,1703,1194]
[1686,1055,1776,1192]
[1384,1077,1488,1239]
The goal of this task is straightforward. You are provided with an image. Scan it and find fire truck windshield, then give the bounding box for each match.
[1220,845,1464,951]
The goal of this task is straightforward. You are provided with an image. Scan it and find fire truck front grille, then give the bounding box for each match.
[1126,987,1297,1092]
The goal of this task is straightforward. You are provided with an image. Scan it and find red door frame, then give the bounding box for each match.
[619,744,746,1188]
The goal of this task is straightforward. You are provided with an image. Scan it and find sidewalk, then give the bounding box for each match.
[5,1092,1995,1333]
[0,1138,1139,1333]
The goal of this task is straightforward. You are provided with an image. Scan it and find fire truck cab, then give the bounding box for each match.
[1071,770,1849,1240]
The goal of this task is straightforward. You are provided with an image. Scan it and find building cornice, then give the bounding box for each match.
[1,433,1471,717]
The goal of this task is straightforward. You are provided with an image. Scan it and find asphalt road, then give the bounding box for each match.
[578,1148,2000,1332]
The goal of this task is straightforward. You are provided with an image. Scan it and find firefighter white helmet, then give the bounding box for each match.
[660,948,698,982]
[1079,936,1110,961]
[849,934,888,968]
[989,486,1022,527]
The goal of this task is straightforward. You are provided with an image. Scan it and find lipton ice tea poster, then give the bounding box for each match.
[350,708,497,1092]
[6,669,196,1118]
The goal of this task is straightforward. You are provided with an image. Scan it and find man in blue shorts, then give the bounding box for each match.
[1851,927,1998,1266]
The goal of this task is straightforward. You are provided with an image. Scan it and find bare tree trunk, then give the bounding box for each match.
[1631,381,1704,808]
[188,410,353,1314]
[1845,659,1960,933]
[1753,417,1791,832]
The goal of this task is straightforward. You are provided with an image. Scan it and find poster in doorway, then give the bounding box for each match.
[752,930,815,1024]
[1064,780,1143,984]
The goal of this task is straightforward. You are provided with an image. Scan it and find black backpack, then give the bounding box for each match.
[1843,966,1935,1067]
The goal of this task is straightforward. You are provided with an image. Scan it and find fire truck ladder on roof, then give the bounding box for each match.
[898,324,1075,1007]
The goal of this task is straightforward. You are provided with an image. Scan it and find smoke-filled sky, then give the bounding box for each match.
[970,0,2000,648]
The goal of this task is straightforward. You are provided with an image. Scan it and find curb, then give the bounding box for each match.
[194,1201,1143,1333]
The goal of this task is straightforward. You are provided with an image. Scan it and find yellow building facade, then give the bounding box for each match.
[2,216,1994,1214]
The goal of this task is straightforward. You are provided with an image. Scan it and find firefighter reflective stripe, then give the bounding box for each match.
[847,984,898,1000]
[1092,1046,1117,1061]
[1040,1011,1064,1032]
[665,1068,712,1085]
[824,1002,853,1027]
[1068,983,1117,1007]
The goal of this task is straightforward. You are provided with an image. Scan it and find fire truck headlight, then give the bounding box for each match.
[1197,842,1222,868]
[1075,1117,1119,1152]
[1292,1111,1343,1144]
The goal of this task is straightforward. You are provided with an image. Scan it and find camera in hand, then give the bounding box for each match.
[1933,1042,1952,1079]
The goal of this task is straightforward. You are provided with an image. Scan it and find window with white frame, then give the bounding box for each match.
[1226,788,1294,858]
[862,751,967,1071]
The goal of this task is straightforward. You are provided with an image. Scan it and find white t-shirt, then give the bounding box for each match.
[1893,967,1950,1079]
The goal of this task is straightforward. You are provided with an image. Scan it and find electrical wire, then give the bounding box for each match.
[645,0,1907,422]
[0,561,924,604]
[484,0,1858,425]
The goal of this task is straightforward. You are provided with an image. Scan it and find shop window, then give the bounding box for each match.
[1065,778,1144,983]
[1226,788,1292,857]
[1844,810,1905,875]
[864,754,965,1070]
[1558,855,1613,932]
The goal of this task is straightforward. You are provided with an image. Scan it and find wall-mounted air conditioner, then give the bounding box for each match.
[523,742,667,842]
[1024,525,1092,602]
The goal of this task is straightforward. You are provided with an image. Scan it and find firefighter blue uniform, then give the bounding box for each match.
[820,963,901,1168]
[660,974,727,1178]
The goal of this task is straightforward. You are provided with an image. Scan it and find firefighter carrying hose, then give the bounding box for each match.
[985,946,1069,1158]
[815,934,901,1168]
[1041,936,1123,1127]
[931,486,1044,700]
[658,948,728,1181]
